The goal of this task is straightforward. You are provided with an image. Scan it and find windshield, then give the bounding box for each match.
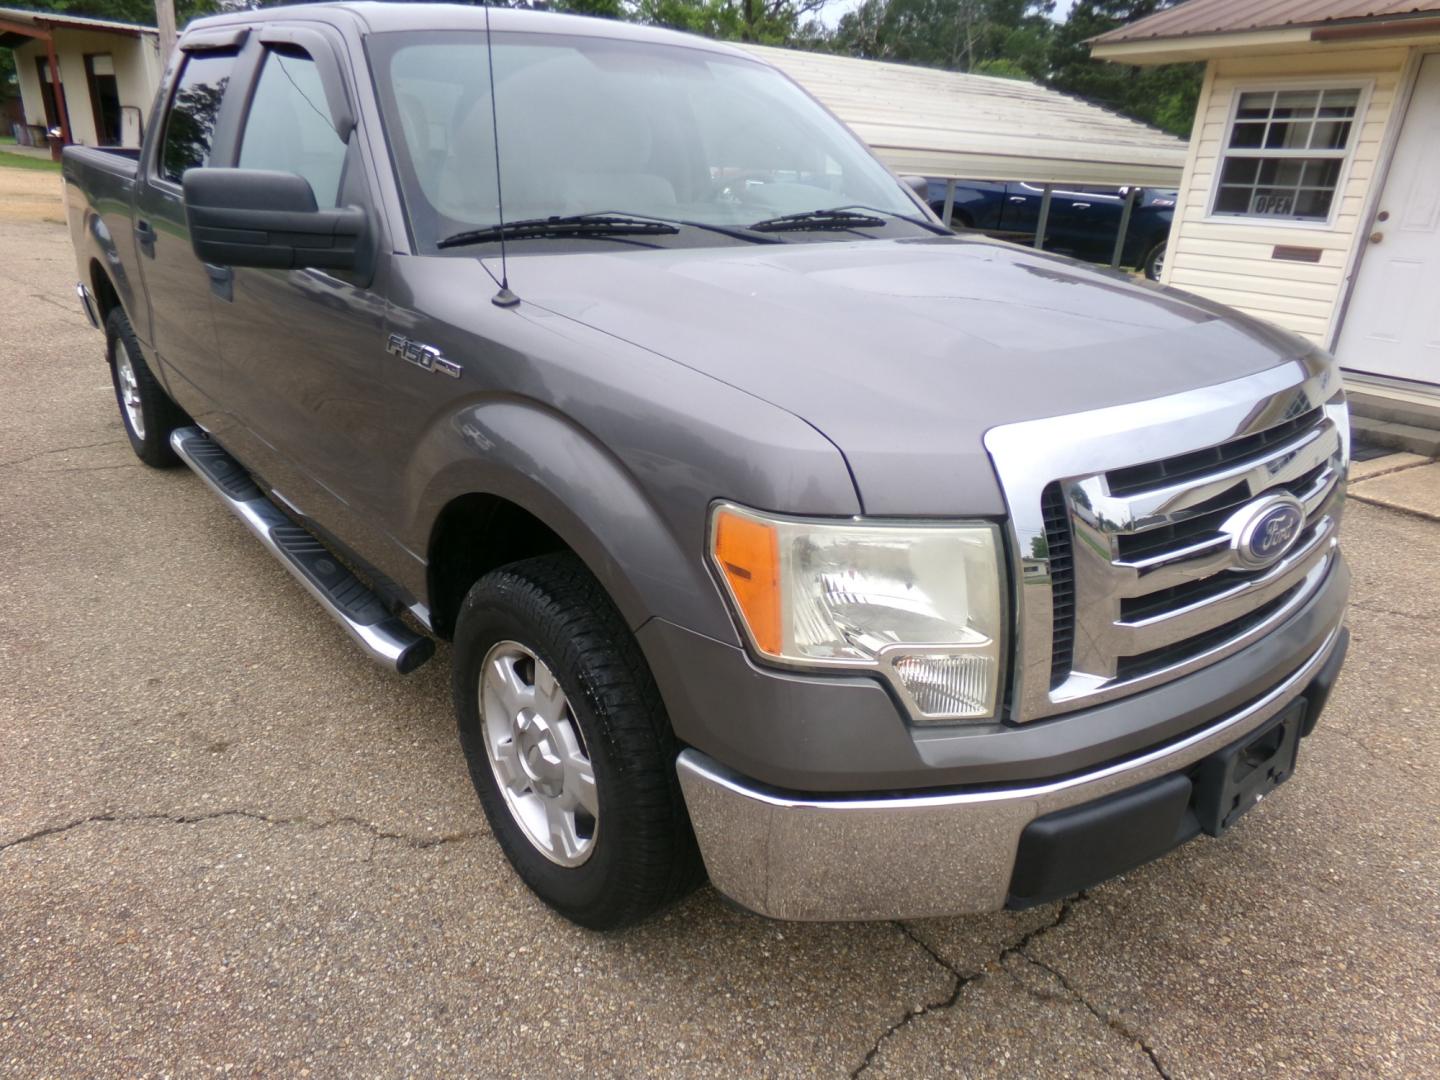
[367,30,926,253]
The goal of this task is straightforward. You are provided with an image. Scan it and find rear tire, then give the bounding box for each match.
[1142,240,1167,281]
[106,306,185,468]
[452,553,704,929]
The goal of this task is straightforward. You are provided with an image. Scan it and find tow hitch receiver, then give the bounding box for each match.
[1194,700,1305,836]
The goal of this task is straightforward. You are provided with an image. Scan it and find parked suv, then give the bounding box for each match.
[64,4,1349,928]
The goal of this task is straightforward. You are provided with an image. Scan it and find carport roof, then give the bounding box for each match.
[741,44,1188,187]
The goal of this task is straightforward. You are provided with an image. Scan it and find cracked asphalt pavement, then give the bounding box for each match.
[3,205,1439,1078]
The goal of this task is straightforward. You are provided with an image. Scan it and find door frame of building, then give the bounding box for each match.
[33,53,68,132]
[83,52,122,146]
[1328,46,1440,393]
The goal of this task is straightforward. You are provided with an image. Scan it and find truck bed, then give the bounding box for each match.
[62,144,144,341]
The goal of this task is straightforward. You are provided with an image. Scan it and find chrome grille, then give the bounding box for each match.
[1041,482,1075,690]
[985,357,1348,723]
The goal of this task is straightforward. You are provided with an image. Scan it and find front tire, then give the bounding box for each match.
[105,306,185,467]
[452,553,703,929]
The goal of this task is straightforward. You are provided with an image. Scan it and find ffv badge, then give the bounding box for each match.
[387,333,461,379]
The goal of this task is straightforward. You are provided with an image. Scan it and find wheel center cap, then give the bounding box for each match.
[514,712,563,791]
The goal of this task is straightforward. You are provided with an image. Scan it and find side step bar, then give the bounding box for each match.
[170,426,435,675]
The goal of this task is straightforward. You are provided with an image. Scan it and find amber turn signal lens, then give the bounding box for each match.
[712,507,782,655]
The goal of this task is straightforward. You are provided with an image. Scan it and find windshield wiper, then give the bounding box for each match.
[748,208,889,233]
[751,205,954,236]
[437,214,680,249]
[841,204,954,236]
[596,211,783,245]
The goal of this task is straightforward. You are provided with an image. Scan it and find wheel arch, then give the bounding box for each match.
[415,400,732,645]
[90,257,122,323]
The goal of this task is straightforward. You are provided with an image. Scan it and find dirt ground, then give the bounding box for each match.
[0,165,68,225]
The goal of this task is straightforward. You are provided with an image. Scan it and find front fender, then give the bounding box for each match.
[387,255,862,646]
[411,397,732,641]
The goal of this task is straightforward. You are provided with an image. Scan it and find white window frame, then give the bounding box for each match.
[1206,77,1373,230]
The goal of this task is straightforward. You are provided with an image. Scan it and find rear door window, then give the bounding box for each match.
[237,47,348,208]
[159,51,236,183]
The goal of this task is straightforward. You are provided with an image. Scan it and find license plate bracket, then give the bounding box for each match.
[1194,700,1305,837]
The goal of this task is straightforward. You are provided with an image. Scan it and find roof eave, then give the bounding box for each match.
[1090,27,1313,65]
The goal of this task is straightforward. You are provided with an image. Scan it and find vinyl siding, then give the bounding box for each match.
[1160,46,1412,346]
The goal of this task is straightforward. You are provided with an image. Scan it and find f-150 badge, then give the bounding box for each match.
[387,333,461,379]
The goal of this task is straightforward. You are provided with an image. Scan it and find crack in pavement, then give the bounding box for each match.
[0,439,125,471]
[1348,599,1426,624]
[850,924,973,1078]
[0,809,481,856]
[851,897,1087,1078]
[1012,952,1172,1080]
[851,892,1174,1079]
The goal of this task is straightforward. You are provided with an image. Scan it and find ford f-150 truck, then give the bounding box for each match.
[64,3,1351,929]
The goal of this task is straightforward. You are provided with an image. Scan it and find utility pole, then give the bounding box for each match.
[155,0,177,65]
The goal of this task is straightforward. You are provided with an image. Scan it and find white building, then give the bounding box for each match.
[1,6,162,149]
[1093,0,1440,418]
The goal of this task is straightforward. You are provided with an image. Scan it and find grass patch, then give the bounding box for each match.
[0,150,62,172]
[0,134,15,145]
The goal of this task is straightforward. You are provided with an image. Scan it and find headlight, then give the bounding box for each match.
[709,503,1006,721]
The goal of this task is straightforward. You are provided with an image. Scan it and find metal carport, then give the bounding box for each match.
[742,44,1189,260]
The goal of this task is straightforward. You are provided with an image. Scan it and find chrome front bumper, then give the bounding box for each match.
[676,625,1345,921]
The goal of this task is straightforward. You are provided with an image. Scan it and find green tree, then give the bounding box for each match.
[1046,0,1201,136]
[635,0,830,43]
[1,0,217,23]
[830,0,1053,76]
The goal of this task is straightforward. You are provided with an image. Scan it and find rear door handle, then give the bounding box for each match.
[1072,202,1091,209]
[134,218,155,257]
[1008,196,1026,203]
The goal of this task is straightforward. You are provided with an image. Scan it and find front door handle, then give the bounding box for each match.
[204,262,234,302]
[1072,202,1091,209]
[1008,196,1027,203]
[134,218,155,257]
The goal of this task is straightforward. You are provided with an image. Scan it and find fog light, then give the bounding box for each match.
[892,653,995,719]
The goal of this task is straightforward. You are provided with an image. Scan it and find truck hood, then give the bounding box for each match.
[501,236,1312,515]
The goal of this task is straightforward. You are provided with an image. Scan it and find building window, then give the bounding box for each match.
[1212,87,1362,223]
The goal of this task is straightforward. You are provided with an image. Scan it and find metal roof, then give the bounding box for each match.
[0,0,1185,188]
[742,44,1187,186]
[0,5,155,50]
[1093,0,1440,45]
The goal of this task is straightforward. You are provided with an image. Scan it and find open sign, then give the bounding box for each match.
[1250,192,1295,216]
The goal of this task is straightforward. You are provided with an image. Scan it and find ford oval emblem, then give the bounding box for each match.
[1225,495,1306,571]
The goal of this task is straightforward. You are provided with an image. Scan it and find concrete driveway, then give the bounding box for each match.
[2,196,1437,1078]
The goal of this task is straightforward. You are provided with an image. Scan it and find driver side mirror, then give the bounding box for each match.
[183,168,366,271]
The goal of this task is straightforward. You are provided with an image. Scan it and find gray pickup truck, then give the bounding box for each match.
[64,3,1351,929]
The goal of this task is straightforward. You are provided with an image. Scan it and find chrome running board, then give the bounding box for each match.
[170,426,434,674]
